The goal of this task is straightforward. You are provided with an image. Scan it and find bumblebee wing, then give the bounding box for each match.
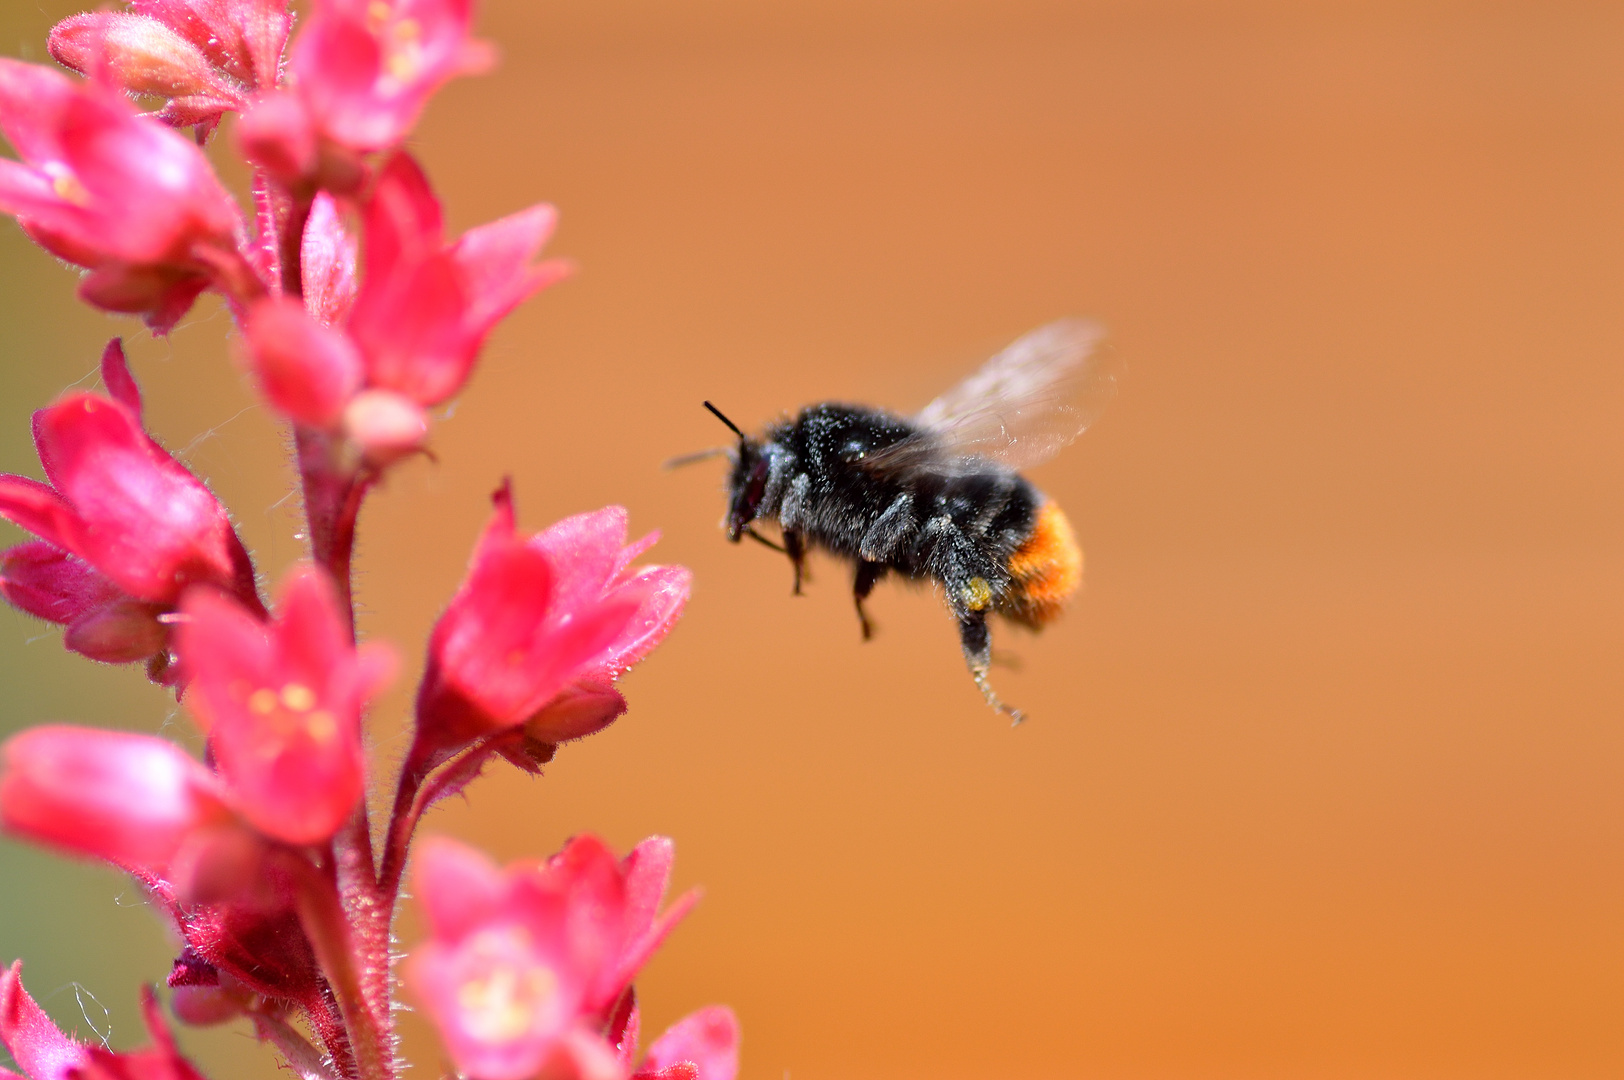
[862,318,1118,476]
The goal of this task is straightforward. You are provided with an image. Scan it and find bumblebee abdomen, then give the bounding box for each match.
[997,500,1082,627]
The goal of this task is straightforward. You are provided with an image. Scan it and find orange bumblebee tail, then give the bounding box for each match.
[999,500,1083,628]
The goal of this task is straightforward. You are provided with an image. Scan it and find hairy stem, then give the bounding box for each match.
[283,854,390,1080]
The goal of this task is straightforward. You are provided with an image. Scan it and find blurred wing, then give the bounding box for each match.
[864,318,1118,476]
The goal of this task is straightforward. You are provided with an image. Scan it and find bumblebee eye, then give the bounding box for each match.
[727,455,769,539]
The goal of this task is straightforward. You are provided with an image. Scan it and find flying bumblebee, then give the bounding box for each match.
[690,319,1118,722]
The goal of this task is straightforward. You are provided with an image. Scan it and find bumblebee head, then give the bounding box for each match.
[704,401,767,542]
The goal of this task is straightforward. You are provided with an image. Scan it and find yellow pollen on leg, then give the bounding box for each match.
[457,963,558,1043]
[963,577,993,611]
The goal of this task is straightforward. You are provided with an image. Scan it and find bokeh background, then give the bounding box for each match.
[2,1,1622,1077]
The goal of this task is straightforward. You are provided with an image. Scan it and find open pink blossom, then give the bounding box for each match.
[349,153,570,407]
[0,726,234,875]
[289,0,493,153]
[406,835,697,1080]
[412,484,688,769]
[178,566,396,845]
[520,506,692,747]
[0,342,259,609]
[0,342,260,677]
[0,61,251,330]
[1,964,209,1080]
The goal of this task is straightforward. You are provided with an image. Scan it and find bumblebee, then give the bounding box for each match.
[694,319,1117,722]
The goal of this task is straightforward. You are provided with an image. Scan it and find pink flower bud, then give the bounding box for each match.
[302,192,358,328]
[0,726,234,874]
[131,0,291,90]
[169,985,245,1027]
[178,566,396,846]
[519,676,627,746]
[244,296,363,428]
[342,388,429,465]
[236,92,317,183]
[49,13,240,102]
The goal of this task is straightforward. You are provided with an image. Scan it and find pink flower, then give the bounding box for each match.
[289,0,494,153]
[1,964,209,1080]
[349,153,570,408]
[520,507,691,747]
[413,484,688,767]
[178,566,395,845]
[406,835,697,1080]
[0,341,260,612]
[177,566,395,845]
[0,61,251,330]
[0,342,260,677]
[0,727,234,875]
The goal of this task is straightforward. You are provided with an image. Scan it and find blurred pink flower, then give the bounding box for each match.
[289,0,493,153]
[406,835,697,1080]
[178,566,396,845]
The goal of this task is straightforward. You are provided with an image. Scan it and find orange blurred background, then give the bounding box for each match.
[2,1,1622,1077]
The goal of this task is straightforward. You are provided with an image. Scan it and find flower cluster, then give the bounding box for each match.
[0,2,733,1079]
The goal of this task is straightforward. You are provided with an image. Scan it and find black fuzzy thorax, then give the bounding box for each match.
[753,403,1041,611]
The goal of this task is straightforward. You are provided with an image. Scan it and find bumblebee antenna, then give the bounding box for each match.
[703,400,746,440]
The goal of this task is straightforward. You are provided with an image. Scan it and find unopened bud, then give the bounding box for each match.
[49,13,234,100]
[170,985,246,1026]
[344,389,430,465]
[243,297,363,428]
[62,602,167,664]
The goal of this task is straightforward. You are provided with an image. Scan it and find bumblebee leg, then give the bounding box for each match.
[853,560,885,641]
[957,610,1025,725]
[783,529,807,595]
